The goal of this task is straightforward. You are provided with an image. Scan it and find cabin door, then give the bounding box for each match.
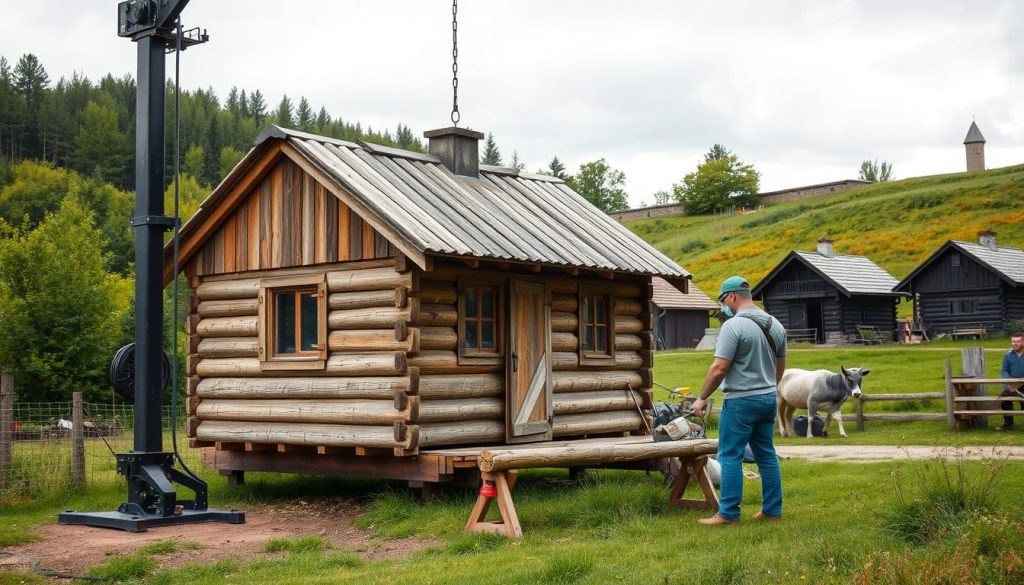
[506,280,553,443]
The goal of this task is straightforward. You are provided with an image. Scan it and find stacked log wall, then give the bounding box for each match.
[409,275,506,447]
[188,260,419,454]
[548,279,654,440]
[405,270,655,447]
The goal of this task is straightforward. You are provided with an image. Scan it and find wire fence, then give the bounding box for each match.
[0,389,208,503]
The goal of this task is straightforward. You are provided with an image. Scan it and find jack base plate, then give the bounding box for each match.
[58,508,245,533]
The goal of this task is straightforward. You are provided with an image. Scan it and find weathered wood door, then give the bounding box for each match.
[506,280,552,443]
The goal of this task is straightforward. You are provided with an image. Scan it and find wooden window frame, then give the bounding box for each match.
[258,274,327,371]
[578,283,616,366]
[457,275,504,366]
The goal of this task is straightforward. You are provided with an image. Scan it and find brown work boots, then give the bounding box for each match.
[697,511,781,525]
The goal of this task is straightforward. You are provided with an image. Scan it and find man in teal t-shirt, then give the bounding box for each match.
[692,275,786,525]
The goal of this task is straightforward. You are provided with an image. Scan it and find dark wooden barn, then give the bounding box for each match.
[894,232,1024,335]
[751,238,903,343]
[164,124,693,487]
[651,277,718,349]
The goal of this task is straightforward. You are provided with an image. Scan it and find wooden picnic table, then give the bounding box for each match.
[948,377,1024,432]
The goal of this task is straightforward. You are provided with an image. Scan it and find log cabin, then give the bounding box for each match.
[166,124,692,487]
[751,238,904,343]
[894,231,1024,335]
[651,276,719,349]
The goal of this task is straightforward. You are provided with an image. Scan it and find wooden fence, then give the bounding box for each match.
[852,392,946,431]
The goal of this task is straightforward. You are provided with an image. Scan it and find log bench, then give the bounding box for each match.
[457,437,719,538]
[950,325,988,340]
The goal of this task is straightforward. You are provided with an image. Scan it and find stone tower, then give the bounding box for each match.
[964,121,986,171]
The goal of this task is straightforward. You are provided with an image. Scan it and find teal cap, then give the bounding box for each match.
[718,275,751,300]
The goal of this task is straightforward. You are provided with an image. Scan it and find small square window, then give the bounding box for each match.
[951,253,961,268]
[259,275,326,370]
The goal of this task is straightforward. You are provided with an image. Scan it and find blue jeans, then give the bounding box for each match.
[716,393,783,520]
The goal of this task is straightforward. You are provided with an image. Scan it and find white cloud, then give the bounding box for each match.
[1,0,1021,204]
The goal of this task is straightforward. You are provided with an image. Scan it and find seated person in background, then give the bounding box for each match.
[996,331,1024,431]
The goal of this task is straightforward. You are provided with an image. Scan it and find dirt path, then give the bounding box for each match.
[1,499,436,579]
[775,444,1024,461]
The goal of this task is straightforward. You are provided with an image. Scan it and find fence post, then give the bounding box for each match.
[0,371,13,489]
[961,347,987,429]
[71,391,85,487]
[945,358,956,430]
[855,396,865,432]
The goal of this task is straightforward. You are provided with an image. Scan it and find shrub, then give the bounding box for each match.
[881,451,1005,545]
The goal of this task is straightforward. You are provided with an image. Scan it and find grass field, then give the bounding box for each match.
[3,341,1024,584]
[626,164,1024,317]
[3,458,1023,584]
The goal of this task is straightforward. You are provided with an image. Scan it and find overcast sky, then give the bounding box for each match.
[3,1,1023,206]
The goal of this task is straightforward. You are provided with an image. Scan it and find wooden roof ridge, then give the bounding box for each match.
[164,124,691,286]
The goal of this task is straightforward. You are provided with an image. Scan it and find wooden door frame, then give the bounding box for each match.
[506,279,553,444]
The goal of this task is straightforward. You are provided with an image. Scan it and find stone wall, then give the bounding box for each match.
[608,179,872,222]
[757,179,872,204]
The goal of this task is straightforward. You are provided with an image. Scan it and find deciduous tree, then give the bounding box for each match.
[859,160,893,182]
[672,146,760,214]
[567,159,629,213]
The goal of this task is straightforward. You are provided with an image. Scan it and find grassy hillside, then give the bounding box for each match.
[626,164,1024,305]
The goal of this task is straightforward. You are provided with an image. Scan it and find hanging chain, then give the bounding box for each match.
[451,0,460,125]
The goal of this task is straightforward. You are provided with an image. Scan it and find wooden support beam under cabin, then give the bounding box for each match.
[196,420,411,449]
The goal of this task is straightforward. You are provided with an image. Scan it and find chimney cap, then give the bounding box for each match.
[424,126,485,140]
[978,230,996,237]
[817,236,834,243]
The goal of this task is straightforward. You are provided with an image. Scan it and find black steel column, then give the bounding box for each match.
[134,35,167,453]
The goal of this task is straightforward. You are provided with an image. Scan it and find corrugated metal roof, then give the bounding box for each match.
[952,241,1024,284]
[652,277,718,310]
[793,250,901,296]
[963,121,986,144]
[269,127,688,279]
